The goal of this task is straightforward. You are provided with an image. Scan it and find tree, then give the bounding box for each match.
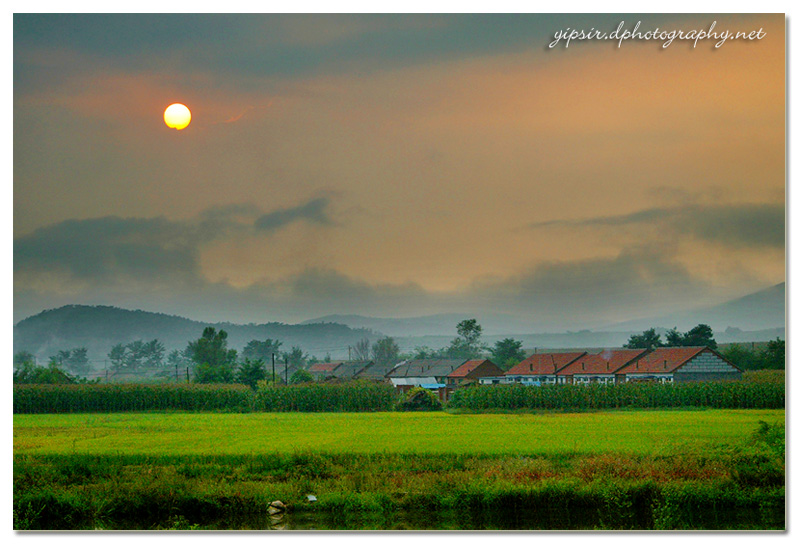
[188,327,237,383]
[14,351,35,370]
[372,337,400,366]
[624,328,664,350]
[445,319,486,359]
[682,324,717,349]
[241,339,282,363]
[108,344,127,370]
[14,360,81,384]
[289,369,314,384]
[760,338,785,369]
[235,358,267,389]
[141,339,166,368]
[352,338,371,362]
[664,328,683,347]
[167,348,192,368]
[283,346,308,369]
[489,338,526,371]
[65,347,91,376]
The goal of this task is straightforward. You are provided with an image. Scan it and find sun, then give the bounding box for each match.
[164,103,191,130]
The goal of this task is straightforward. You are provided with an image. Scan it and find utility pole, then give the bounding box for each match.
[272,352,276,384]
[285,356,288,385]
[186,367,190,383]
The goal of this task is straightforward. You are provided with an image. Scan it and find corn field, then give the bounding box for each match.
[447,382,785,411]
[13,381,400,414]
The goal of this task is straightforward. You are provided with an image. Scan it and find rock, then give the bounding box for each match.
[268,500,286,514]
[306,495,317,503]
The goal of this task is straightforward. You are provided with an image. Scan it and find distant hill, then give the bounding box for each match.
[599,283,785,332]
[303,283,786,340]
[13,305,380,366]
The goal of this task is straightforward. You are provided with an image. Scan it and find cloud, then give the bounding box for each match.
[254,197,335,231]
[14,216,202,287]
[527,203,784,249]
[14,198,337,290]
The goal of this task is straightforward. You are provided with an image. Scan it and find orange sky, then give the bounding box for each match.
[13,14,785,326]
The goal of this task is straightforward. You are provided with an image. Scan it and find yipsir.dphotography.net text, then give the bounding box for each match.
[549,20,767,49]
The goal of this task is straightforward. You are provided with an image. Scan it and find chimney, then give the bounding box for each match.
[582,361,585,371]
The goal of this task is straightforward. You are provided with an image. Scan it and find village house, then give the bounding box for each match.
[616,346,742,383]
[499,352,587,385]
[445,359,504,387]
[386,359,467,401]
[557,349,647,385]
[355,360,400,382]
[308,360,374,381]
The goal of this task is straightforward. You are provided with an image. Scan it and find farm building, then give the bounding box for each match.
[387,359,471,401]
[332,360,373,380]
[558,349,647,385]
[308,360,374,381]
[500,352,587,385]
[308,362,344,381]
[355,361,399,382]
[446,359,504,387]
[616,347,742,382]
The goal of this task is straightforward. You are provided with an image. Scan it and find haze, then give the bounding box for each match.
[13,14,785,330]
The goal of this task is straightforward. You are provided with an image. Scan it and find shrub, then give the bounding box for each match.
[397,387,442,411]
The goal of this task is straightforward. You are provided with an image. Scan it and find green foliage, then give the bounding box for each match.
[14,351,36,370]
[235,359,267,389]
[680,324,717,349]
[371,337,400,367]
[13,383,252,413]
[397,387,442,411]
[489,338,526,371]
[240,339,282,363]
[447,381,785,411]
[721,339,785,370]
[624,328,663,350]
[108,339,165,371]
[188,328,237,383]
[51,348,92,376]
[282,346,308,369]
[14,360,83,385]
[289,369,314,384]
[445,319,486,359]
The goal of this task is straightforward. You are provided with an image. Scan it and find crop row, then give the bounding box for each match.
[12,381,400,414]
[13,380,785,414]
[447,381,785,411]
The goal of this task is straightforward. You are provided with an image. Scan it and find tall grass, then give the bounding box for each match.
[14,381,399,414]
[448,382,785,411]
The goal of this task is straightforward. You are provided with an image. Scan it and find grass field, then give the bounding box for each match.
[13,409,784,456]
[14,409,786,530]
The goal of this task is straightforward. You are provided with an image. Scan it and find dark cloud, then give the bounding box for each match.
[14,199,333,289]
[528,203,784,249]
[254,197,334,231]
[468,247,709,328]
[14,216,202,286]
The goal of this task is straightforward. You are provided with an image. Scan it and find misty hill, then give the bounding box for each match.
[301,313,476,337]
[303,283,785,340]
[13,305,380,366]
[599,283,785,333]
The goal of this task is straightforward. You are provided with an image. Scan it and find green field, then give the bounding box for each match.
[13,409,784,456]
[14,409,786,530]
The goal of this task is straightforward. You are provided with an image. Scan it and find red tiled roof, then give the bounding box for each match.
[506,352,586,376]
[309,363,342,372]
[618,346,706,374]
[447,359,503,378]
[558,349,646,376]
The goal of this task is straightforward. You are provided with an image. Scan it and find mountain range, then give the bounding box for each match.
[13,283,784,368]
